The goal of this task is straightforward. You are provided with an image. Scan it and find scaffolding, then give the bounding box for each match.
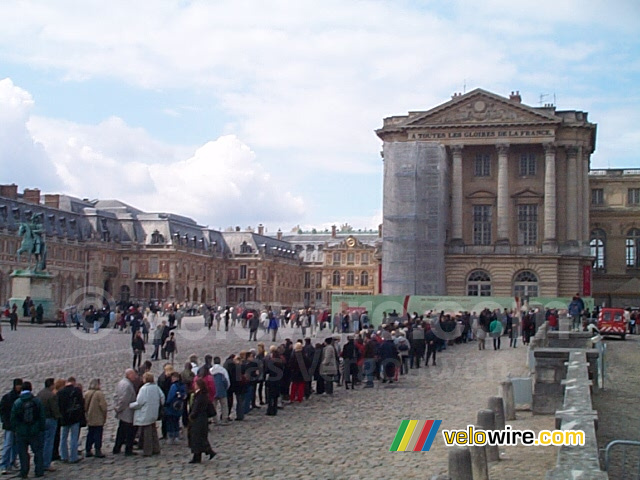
[382,142,449,295]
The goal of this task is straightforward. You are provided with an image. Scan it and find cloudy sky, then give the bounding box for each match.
[0,0,639,232]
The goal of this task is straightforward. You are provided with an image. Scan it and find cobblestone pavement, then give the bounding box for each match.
[592,334,640,480]
[0,319,557,479]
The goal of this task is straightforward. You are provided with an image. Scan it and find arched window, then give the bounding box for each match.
[467,270,491,296]
[193,288,199,302]
[513,270,539,298]
[332,270,340,287]
[626,228,640,268]
[346,270,355,286]
[590,229,606,271]
[360,271,369,287]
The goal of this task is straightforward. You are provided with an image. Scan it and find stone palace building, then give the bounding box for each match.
[378,88,603,300]
[0,185,380,311]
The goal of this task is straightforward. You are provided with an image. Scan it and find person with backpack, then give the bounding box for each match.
[164,373,186,444]
[10,381,45,479]
[84,379,107,458]
[57,377,84,464]
[0,378,22,475]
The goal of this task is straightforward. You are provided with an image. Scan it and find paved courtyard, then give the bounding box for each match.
[0,318,558,479]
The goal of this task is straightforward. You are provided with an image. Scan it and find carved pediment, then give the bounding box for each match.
[512,188,543,199]
[404,89,559,128]
[466,190,496,200]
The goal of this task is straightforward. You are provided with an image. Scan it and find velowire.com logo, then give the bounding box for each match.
[389,420,442,452]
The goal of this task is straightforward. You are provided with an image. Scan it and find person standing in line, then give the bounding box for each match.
[187,379,216,464]
[57,377,84,464]
[36,378,60,472]
[83,379,107,458]
[164,373,186,444]
[129,372,164,457]
[10,381,45,479]
[112,369,138,456]
[248,312,259,341]
[319,338,338,395]
[0,379,22,475]
[151,321,164,361]
[210,357,230,425]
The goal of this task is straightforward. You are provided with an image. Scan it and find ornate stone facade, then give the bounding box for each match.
[589,169,640,306]
[376,89,597,297]
[0,185,381,311]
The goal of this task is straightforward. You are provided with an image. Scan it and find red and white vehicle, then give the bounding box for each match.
[597,308,627,340]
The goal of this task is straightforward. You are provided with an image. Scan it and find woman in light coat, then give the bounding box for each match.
[84,378,108,458]
[319,337,338,395]
[129,372,165,456]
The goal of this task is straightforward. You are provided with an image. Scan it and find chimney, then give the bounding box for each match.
[0,184,18,200]
[23,188,41,205]
[44,194,60,209]
[378,223,383,238]
[509,90,522,103]
[331,225,337,238]
[258,224,264,235]
[277,229,282,241]
[235,226,240,232]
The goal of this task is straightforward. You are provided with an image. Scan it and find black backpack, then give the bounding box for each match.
[19,398,39,426]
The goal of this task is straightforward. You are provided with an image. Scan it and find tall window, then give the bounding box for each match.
[360,271,369,287]
[332,252,341,265]
[626,228,640,268]
[149,257,159,275]
[473,205,492,245]
[513,271,539,298]
[590,229,606,271]
[304,272,311,288]
[519,153,537,177]
[239,265,247,279]
[474,154,491,177]
[628,188,640,205]
[467,270,491,296]
[121,257,130,274]
[332,270,341,287]
[347,252,355,265]
[315,272,322,288]
[361,253,369,265]
[346,270,355,286]
[591,189,604,206]
[518,204,538,245]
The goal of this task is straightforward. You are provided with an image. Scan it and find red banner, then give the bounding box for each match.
[583,265,592,296]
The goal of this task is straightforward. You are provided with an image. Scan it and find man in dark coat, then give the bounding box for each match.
[0,378,23,474]
[378,335,399,383]
[10,381,46,478]
[409,324,426,368]
[340,336,359,390]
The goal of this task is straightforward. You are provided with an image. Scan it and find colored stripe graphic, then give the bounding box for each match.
[398,420,418,451]
[390,420,410,451]
[407,420,427,451]
[421,420,442,451]
[414,419,435,451]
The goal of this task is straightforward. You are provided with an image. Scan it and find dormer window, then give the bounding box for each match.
[240,241,252,253]
[151,230,165,244]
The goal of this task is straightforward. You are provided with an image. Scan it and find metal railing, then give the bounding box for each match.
[604,440,640,479]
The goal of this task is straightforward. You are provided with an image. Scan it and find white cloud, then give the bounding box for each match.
[1,78,304,227]
[0,78,58,190]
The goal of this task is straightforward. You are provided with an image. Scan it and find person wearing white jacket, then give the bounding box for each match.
[129,372,165,456]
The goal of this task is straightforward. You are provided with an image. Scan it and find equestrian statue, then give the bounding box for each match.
[16,213,47,272]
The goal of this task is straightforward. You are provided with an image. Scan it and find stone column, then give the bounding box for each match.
[451,145,464,243]
[496,144,510,244]
[582,148,591,246]
[566,147,578,243]
[543,143,557,250]
[576,149,584,241]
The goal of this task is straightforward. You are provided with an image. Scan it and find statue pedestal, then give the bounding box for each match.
[9,270,54,322]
